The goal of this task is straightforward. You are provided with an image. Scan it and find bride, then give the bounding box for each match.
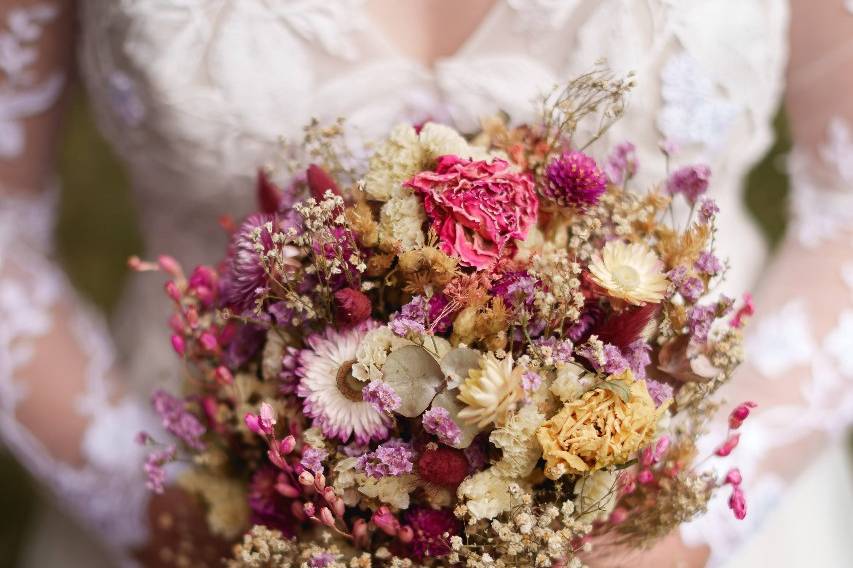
[1,0,851,566]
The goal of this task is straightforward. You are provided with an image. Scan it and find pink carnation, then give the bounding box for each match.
[406,156,538,268]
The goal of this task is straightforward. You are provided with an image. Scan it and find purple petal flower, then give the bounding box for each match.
[362,381,402,414]
[356,439,414,478]
[695,251,722,276]
[300,446,328,475]
[151,390,206,450]
[422,407,462,446]
[666,164,711,204]
[542,151,607,208]
[605,142,639,185]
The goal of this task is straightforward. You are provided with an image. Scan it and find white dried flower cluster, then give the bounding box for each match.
[550,362,592,403]
[378,193,427,250]
[529,249,584,325]
[352,325,413,382]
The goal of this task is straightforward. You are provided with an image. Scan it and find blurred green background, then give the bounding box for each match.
[0,86,792,567]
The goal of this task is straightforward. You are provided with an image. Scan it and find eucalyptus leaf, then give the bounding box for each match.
[440,347,482,389]
[382,345,445,417]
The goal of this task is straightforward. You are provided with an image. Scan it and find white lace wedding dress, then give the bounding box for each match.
[1,1,852,566]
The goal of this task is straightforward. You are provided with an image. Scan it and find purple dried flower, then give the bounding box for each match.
[624,339,652,379]
[144,444,176,494]
[521,371,543,397]
[533,336,576,363]
[679,277,704,302]
[688,304,716,343]
[362,381,402,414]
[356,439,414,478]
[300,446,328,475]
[542,151,607,208]
[666,164,711,204]
[151,390,206,450]
[645,379,674,407]
[224,213,275,309]
[695,251,722,276]
[602,344,629,375]
[422,407,462,446]
[309,552,338,568]
[698,198,720,223]
[390,296,429,337]
[605,142,638,185]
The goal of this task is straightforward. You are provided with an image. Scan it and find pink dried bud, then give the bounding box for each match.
[275,481,301,499]
[323,486,337,504]
[164,281,182,303]
[729,401,758,429]
[333,496,345,518]
[373,506,399,536]
[333,288,372,328]
[306,163,341,201]
[185,308,199,328]
[214,366,233,386]
[303,502,316,518]
[298,471,315,486]
[127,256,159,272]
[637,469,655,485]
[259,402,276,431]
[135,431,151,445]
[267,449,287,470]
[170,334,186,357]
[724,468,743,486]
[313,473,326,491]
[609,507,629,525]
[619,472,637,495]
[244,413,262,435]
[279,435,296,455]
[715,433,741,457]
[728,485,747,520]
[157,255,183,278]
[397,526,414,544]
[352,519,369,547]
[291,500,305,520]
[319,507,336,527]
[654,436,671,461]
[199,332,218,352]
[168,313,185,333]
[257,169,283,214]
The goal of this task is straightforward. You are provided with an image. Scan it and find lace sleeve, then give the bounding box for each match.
[678,2,853,565]
[0,2,155,562]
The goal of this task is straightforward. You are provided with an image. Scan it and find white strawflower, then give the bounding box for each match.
[588,241,668,305]
[457,353,524,428]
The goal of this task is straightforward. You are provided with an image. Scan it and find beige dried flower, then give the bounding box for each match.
[537,371,664,479]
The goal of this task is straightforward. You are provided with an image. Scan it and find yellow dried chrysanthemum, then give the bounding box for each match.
[457,353,524,428]
[537,371,666,479]
[588,241,668,305]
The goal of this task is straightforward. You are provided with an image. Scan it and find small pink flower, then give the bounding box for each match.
[170,334,186,357]
[157,255,183,278]
[728,485,747,520]
[715,433,741,457]
[407,156,538,269]
[666,164,711,204]
[724,468,743,486]
[609,507,629,525]
[730,293,755,329]
[373,506,400,535]
[637,469,655,485]
[729,401,758,429]
[245,402,276,437]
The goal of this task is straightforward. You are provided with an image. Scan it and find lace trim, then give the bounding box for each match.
[657,51,740,153]
[790,117,853,247]
[0,190,154,556]
[0,4,66,159]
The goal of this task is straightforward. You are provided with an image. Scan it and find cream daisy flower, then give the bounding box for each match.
[297,321,391,444]
[588,241,668,305]
[457,353,524,428]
